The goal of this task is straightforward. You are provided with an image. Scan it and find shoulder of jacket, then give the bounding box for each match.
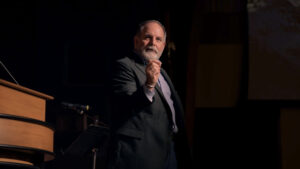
[116,56,135,67]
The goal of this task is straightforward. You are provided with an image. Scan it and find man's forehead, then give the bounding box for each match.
[141,23,165,36]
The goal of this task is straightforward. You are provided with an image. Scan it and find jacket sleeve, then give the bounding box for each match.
[110,59,151,129]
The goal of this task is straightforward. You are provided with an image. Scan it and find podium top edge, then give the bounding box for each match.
[0,79,54,100]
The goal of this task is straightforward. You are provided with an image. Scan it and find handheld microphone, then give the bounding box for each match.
[0,58,19,85]
[61,102,90,115]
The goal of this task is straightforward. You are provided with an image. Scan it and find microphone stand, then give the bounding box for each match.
[63,103,108,169]
[80,109,101,169]
[92,147,98,169]
[63,103,109,169]
[90,115,98,169]
[82,113,88,131]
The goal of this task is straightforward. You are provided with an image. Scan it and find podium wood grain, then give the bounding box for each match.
[0,118,53,152]
[0,79,54,167]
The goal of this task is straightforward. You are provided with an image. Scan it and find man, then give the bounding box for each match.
[109,20,191,169]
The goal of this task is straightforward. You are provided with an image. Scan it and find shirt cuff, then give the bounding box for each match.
[143,85,155,102]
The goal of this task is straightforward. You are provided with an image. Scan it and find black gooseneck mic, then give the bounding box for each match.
[61,102,90,115]
[0,59,19,85]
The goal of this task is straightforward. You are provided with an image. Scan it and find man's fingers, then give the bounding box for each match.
[146,60,161,85]
[148,66,160,75]
[146,62,161,73]
[145,60,161,86]
[148,59,162,67]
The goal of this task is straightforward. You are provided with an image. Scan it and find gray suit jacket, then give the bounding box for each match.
[109,54,191,169]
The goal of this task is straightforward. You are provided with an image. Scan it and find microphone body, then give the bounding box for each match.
[62,102,90,114]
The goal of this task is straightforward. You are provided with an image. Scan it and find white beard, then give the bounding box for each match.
[137,47,162,61]
[141,50,161,60]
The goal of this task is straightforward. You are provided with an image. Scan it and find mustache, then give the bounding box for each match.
[144,46,158,53]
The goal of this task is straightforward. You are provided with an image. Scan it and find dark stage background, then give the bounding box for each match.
[0,1,299,169]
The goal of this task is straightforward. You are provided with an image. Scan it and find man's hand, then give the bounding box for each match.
[145,60,161,89]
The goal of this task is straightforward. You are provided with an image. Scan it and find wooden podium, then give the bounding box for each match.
[0,79,54,169]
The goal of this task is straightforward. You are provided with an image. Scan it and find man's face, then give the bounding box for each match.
[134,22,166,61]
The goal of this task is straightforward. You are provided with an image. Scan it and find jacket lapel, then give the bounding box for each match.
[161,69,185,126]
[161,69,182,110]
[160,69,176,94]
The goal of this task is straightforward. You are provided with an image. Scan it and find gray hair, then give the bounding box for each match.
[136,20,167,41]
